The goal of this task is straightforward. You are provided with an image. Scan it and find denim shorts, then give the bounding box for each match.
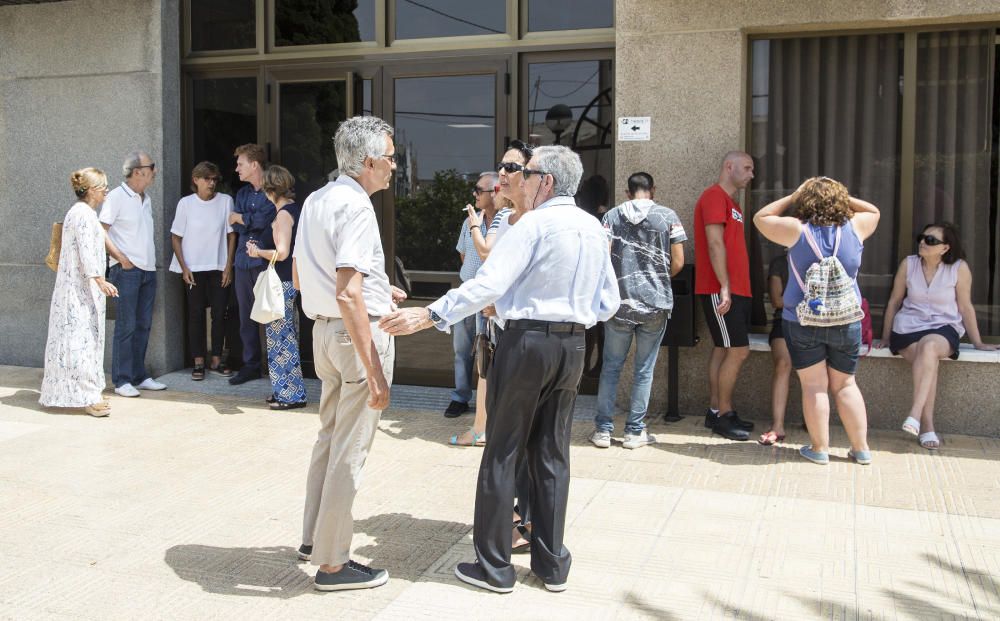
[782,320,862,374]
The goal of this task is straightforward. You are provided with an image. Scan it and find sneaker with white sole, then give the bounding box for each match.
[314,560,388,591]
[297,544,312,561]
[137,378,166,391]
[588,429,611,448]
[622,431,655,449]
[454,561,513,593]
[115,383,140,398]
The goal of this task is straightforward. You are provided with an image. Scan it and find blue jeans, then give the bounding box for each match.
[595,313,668,434]
[110,265,157,387]
[451,314,477,404]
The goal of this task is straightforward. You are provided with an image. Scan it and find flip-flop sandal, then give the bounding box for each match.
[449,429,486,447]
[512,523,531,554]
[919,431,941,450]
[901,416,920,436]
[84,402,111,417]
[758,430,785,445]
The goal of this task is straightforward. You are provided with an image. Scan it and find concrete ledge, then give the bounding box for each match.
[748,333,1000,363]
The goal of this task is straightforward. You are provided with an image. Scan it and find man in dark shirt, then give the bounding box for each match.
[228,143,277,385]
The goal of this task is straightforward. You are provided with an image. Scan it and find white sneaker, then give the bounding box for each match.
[137,378,166,391]
[588,429,611,449]
[622,431,655,450]
[115,383,140,398]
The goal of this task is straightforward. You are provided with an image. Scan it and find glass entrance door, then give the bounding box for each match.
[384,61,508,387]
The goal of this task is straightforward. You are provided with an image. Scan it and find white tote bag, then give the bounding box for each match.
[250,253,284,324]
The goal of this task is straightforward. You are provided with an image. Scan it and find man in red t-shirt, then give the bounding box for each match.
[693,151,755,441]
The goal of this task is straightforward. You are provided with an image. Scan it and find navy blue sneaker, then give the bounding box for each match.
[314,560,388,591]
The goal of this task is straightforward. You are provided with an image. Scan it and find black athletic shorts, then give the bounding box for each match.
[699,293,751,348]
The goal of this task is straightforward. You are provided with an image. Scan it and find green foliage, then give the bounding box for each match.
[275,0,362,46]
[395,170,473,272]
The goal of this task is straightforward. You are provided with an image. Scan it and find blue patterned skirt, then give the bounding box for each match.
[266,281,307,405]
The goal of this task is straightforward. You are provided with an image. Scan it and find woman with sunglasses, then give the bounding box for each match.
[877,223,998,449]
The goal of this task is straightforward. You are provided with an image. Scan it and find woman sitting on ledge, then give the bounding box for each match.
[877,223,999,450]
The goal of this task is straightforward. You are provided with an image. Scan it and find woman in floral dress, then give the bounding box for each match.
[39,168,119,416]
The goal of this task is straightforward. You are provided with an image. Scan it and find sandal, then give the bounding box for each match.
[270,401,307,411]
[919,431,940,450]
[265,394,277,404]
[758,430,785,446]
[84,401,111,418]
[209,362,232,377]
[449,429,486,447]
[191,364,206,381]
[902,416,920,436]
[512,523,531,554]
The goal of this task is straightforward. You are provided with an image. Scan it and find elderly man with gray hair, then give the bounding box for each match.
[380,145,620,594]
[291,116,406,592]
[100,150,166,397]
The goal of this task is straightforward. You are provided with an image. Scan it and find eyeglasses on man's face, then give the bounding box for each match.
[521,168,550,180]
[472,186,493,196]
[135,162,156,172]
[497,161,524,174]
[376,153,399,165]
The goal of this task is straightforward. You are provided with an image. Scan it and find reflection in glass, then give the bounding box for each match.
[275,0,375,46]
[528,0,613,32]
[190,0,255,51]
[191,77,257,195]
[279,81,347,201]
[526,60,613,218]
[395,0,505,40]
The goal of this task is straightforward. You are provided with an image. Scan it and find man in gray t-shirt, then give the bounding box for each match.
[589,172,687,450]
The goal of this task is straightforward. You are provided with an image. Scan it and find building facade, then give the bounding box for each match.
[2,0,1000,434]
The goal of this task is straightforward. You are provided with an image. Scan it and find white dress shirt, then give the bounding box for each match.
[428,196,621,330]
[99,182,156,271]
[293,175,392,320]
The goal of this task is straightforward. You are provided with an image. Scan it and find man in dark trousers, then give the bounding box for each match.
[228,144,276,385]
[380,146,620,594]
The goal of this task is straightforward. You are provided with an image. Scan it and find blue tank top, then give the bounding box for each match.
[782,221,863,323]
[258,201,301,282]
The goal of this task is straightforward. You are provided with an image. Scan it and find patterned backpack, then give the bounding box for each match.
[788,225,864,327]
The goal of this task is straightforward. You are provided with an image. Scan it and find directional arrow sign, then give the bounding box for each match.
[618,116,651,141]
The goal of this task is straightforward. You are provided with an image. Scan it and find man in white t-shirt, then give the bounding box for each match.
[101,150,166,397]
[169,161,236,380]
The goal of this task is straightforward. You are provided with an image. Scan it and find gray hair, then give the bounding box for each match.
[334,116,394,177]
[531,146,583,197]
[478,171,498,186]
[122,150,151,178]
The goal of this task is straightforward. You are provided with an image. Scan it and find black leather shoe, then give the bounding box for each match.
[712,412,750,441]
[704,409,718,429]
[228,369,259,385]
[444,400,470,418]
[731,412,754,431]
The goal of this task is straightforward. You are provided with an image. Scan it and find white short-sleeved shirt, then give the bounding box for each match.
[168,193,234,273]
[99,183,156,271]
[293,175,391,319]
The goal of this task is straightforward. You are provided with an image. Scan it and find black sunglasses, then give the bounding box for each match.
[135,162,156,172]
[497,161,524,174]
[472,186,493,196]
[508,139,535,159]
[522,168,550,180]
[917,234,945,246]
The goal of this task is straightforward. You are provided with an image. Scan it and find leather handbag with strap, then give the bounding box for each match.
[45,222,63,272]
[476,322,494,379]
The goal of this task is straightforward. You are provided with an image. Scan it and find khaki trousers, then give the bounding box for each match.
[301,317,394,566]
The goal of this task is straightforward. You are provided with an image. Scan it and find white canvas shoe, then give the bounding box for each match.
[137,378,166,391]
[115,383,140,398]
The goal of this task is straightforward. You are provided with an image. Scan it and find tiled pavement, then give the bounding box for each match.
[1,364,999,620]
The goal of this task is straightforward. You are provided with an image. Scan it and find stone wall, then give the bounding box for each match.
[613,0,1000,434]
[0,0,182,374]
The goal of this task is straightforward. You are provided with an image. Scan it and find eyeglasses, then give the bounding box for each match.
[917,234,945,246]
[497,161,524,174]
[472,186,493,196]
[134,163,156,172]
[521,168,550,180]
[376,153,399,164]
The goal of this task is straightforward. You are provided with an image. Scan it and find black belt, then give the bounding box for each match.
[506,319,585,334]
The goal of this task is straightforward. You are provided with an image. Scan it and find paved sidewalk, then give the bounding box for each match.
[1,365,999,620]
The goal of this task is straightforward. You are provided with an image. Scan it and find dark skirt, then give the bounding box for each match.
[889,325,960,360]
[768,311,784,343]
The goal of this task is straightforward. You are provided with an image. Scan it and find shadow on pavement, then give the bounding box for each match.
[352,512,474,583]
[0,388,73,416]
[164,544,312,599]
